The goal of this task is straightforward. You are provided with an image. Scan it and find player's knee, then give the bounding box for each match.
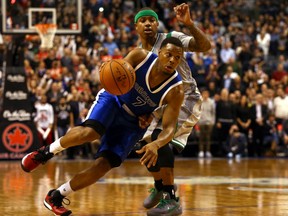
[158,144,174,168]
[147,163,160,172]
[77,126,99,143]
[97,150,122,168]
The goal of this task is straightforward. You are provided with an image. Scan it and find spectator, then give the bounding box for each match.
[222,65,238,92]
[215,88,236,155]
[35,60,47,78]
[237,42,253,72]
[103,36,119,56]
[262,113,278,157]
[223,124,247,159]
[34,94,54,147]
[256,27,271,59]
[54,96,74,140]
[207,81,220,99]
[236,95,251,138]
[44,49,57,69]
[271,63,287,85]
[231,76,246,94]
[249,48,265,73]
[264,88,275,113]
[205,63,221,87]
[61,48,73,70]
[273,86,288,125]
[250,93,268,157]
[198,89,215,158]
[47,82,63,107]
[276,55,288,72]
[220,40,236,65]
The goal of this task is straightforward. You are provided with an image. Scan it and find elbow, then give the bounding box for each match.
[202,41,212,52]
[193,41,212,53]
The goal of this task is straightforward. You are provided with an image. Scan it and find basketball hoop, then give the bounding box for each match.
[35,23,57,49]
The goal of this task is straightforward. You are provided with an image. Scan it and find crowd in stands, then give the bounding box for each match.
[1,0,288,159]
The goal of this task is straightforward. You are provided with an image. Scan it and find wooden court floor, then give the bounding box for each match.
[1,157,288,216]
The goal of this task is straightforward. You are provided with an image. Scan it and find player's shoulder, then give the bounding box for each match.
[125,48,150,67]
[130,47,149,56]
[167,31,186,38]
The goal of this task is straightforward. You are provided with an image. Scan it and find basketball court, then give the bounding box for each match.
[1,158,288,215]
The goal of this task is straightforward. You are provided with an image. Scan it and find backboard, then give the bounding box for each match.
[1,0,82,34]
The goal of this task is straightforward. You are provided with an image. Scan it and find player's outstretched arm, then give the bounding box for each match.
[136,85,184,168]
[174,3,211,52]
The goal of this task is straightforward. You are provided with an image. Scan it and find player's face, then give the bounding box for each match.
[135,16,159,39]
[158,44,183,74]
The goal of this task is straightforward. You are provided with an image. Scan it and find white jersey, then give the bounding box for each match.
[141,31,203,151]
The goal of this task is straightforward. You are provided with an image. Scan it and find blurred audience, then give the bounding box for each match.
[1,0,288,158]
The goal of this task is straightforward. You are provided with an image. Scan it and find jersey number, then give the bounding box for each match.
[132,96,146,107]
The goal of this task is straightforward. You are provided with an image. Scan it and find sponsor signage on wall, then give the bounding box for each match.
[0,67,38,160]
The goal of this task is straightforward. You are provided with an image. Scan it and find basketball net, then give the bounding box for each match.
[35,23,57,49]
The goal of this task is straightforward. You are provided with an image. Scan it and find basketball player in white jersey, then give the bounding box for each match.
[134,3,211,216]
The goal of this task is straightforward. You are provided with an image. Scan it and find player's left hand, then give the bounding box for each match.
[136,143,158,168]
[138,114,153,129]
[173,3,193,26]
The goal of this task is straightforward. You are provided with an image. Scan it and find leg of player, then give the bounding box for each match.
[143,129,180,208]
[145,99,202,216]
[145,142,182,216]
[21,126,100,172]
[44,156,112,215]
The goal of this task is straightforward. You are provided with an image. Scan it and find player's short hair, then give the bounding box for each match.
[160,37,183,49]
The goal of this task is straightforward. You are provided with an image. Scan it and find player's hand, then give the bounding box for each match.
[136,143,159,168]
[173,3,193,26]
[138,114,153,129]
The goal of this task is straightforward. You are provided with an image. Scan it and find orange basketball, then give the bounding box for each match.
[99,59,136,95]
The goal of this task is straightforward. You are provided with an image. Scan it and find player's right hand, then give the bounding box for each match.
[136,143,158,168]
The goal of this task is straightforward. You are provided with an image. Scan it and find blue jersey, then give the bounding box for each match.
[118,52,183,116]
[84,52,182,165]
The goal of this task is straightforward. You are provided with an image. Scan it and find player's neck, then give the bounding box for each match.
[151,61,172,78]
[149,63,175,90]
[141,34,158,51]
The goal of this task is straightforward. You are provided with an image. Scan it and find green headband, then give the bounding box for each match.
[134,10,159,23]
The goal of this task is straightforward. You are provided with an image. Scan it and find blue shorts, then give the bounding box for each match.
[85,90,146,164]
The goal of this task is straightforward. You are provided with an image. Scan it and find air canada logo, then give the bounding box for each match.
[2,123,33,153]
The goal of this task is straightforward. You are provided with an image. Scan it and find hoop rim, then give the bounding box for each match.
[35,23,57,33]
[35,23,57,28]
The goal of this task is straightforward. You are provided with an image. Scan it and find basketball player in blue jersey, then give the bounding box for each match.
[21,37,184,216]
[134,3,211,216]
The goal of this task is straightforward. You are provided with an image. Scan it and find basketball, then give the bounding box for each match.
[99,59,136,95]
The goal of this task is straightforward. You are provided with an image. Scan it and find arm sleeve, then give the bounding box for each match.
[169,31,193,51]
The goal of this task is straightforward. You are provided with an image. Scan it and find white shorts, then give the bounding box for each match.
[142,86,202,152]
